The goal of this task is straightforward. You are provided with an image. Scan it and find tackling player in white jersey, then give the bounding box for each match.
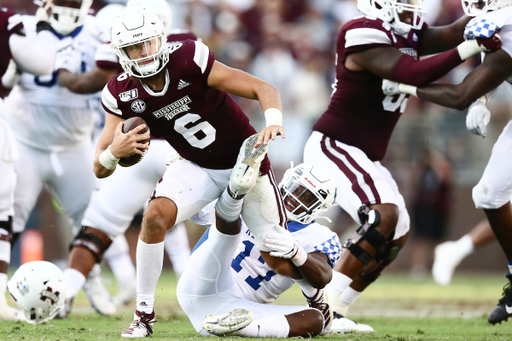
[176,162,347,338]
[382,0,512,325]
[0,6,56,322]
[3,0,118,317]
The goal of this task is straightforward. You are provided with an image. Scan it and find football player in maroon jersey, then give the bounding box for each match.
[0,7,56,321]
[70,7,290,337]
[302,0,502,332]
[382,0,512,325]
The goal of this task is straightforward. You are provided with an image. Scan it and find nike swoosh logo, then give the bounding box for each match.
[506,305,512,314]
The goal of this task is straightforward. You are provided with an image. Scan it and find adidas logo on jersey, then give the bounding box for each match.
[177,79,191,90]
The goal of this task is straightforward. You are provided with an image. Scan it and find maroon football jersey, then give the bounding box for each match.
[313,17,428,161]
[96,30,198,72]
[102,40,270,172]
[0,8,23,99]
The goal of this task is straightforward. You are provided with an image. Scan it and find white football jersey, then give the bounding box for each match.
[5,15,100,151]
[476,7,512,83]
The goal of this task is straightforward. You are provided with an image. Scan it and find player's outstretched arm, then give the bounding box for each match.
[93,114,149,178]
[420,15,471,56]
[58,67,118,94]
[207,61,285,147]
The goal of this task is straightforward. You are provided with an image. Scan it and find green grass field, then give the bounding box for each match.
[2,271,512,340]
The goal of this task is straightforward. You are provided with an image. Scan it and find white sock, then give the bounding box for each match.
[294,278,317,298]
[215,189,243,222]
[234,315,289,338]
[0,273,7,295]
[108,252,136,285]
[457,234,474,255]
[164,223,190,278]
[64,268,86,300]
[136,238,164,313]
[325,271,353,312]
[337,286,362,316]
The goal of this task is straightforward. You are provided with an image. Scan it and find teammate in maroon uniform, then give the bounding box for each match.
[302,0,502,332]
[81,7,290,337]
[0,7,56,321]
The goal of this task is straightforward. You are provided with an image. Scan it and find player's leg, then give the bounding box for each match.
[0,123,23,321]
[123,159,222,337]
[471,121,512,324]
[433,219,493,286]
[163,222,190,278]
[104,234,136,305]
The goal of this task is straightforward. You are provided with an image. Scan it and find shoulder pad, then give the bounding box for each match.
[344,17,392,48]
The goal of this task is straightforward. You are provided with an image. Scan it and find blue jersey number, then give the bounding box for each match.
[231,240,277,291]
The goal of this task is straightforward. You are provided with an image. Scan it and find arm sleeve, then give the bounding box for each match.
[392,49,462,87]
[9,30,56,75]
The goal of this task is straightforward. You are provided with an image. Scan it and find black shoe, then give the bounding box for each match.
[488,272,512,325]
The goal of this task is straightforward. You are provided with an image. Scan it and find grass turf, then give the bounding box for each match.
[2,271,512,340]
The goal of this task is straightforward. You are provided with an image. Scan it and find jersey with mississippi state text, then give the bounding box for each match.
[313,16,428,161]
[0,8,23,99]
[231,221,341,304]
[102,40,271,171]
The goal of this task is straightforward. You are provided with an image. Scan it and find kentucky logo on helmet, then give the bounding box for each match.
[40,287,60,305]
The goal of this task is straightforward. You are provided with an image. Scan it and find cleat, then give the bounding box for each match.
[488,272,512,325]
[303,289,332,335]
[202,308,254,336]
[83,272,116,316]
[329,312,374,334]
[114,280,137,306]
[54,298,73,319]
[228,134,268,199]
[0,294,24,321]
[122,310,156,338]
[432,240,471,286]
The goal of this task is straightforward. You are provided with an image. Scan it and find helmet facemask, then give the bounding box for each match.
[118,35,168,78]
[357,0,426,30]
[47,0,92,35]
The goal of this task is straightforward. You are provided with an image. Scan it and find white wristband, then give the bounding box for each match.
[264,108,283,127]
[398,83,417,97]
[291,247,308,267]
[99,146,119,170]
[457,39,482,61]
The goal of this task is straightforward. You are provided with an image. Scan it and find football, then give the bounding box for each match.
[118,117,150,167]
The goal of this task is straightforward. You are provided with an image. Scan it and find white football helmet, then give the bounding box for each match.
[279,162,338,224]
[462,0,512,16]
[357,0,426,30]
[111,7,169,78]
[95,4,126,43]
[126,0,173,34]
[35,0,93,35]
[7,261,66,325]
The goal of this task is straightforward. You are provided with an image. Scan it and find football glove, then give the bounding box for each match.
[466,99,490,138]
[382,79,401,96]
[264,232,307,267]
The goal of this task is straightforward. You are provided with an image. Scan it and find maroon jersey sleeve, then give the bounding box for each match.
[0,8,23,98]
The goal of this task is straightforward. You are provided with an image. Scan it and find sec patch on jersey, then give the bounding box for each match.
[118,117,150,167]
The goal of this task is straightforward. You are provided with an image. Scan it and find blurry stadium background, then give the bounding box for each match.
[4,0,511,279]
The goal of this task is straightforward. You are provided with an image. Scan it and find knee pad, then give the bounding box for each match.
[344,205,389,265]
[69,227,112,263]
[358,244,400,283]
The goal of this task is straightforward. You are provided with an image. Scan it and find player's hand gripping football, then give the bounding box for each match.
[264,231,307,267]
[255,125,286,148]
[466,99,491,138]
[110,122,150,159]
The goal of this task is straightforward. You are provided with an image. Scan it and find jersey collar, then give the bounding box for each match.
[51,25,83,40]
[287,221,313,232]
[141,69,170,97]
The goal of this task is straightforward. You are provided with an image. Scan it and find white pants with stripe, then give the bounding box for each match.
[151,158,287,252]
[304,131,409,240]
[176,225,310,335]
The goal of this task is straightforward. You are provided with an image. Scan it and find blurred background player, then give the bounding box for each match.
[303,0,502,328]
[3,0,117,317]
[381,0,512,324]
[177,162,343,338]
[57,0,201,310]
[0,5,56,322]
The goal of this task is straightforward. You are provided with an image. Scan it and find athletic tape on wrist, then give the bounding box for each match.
[291,247,308,267]
[398,83,417,97]
[264,108,283,127]
[457,39,481,61]
[99,146,119,170]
